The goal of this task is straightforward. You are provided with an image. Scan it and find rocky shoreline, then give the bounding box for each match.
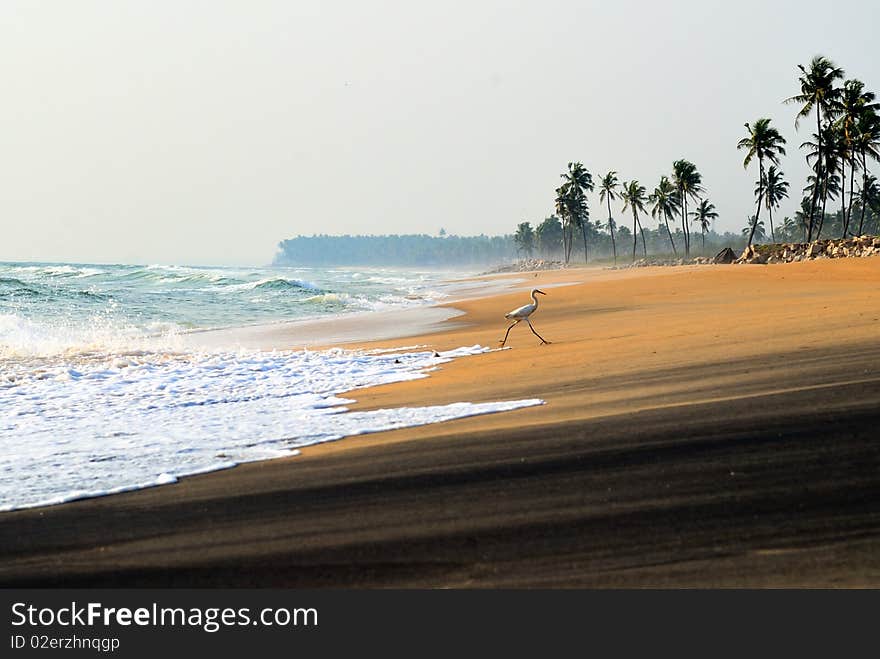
[486,236,880,273]
[483,258,568,273]
[735,235,880,264]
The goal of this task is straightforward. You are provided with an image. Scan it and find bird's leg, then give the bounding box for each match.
[499,320,520,346]
[526,319,550,345]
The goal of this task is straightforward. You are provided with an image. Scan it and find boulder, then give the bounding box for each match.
[713,247,737,264]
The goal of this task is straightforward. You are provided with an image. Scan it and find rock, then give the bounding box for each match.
[713,247,737,264]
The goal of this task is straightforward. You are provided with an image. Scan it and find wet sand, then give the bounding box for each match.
[3,259,880,587]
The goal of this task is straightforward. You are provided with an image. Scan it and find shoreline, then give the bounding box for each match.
[4,258,880,587]
[0,264,554,514]
[176,267,536,351]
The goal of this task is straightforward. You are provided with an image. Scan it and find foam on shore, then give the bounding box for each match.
[0,344,543,511]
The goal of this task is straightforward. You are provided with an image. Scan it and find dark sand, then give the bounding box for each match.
[3,260,880,587]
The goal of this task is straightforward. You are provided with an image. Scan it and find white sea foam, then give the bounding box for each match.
[0,312,184,359]
[0,345,543,511]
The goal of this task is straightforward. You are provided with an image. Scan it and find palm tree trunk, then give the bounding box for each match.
[817,181,829,239]
[606,197,617,264]
[807,106,822,241]
[562,217,568,263]
[632,209,638,262]
[769,205,775,243]
[637,214,647,257]
[568,222,574,262]
[748,159,765,247]
[681,198,689,258]
[858,150,869,235]
[685,199,690,257]
[844,154,856,236]
[701,229,705,255]
[581,219,588,264]
[840,156,847,238]
[664,214,677,255]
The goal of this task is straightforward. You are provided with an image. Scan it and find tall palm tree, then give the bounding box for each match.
[620,180,648,262]
[785,55,844,240]
[672,160,704,257]
[835,80,877,233]
[738,118,787,247]
[690,199,718,254]
[649,176,680,255]
[794,197,812,242]
[598,171,620,264]
[569,189,591,264]
[803,169,841,239]
[553,187,571,262]
[558,162,594,263]
[861,175,880,234]
[804,124,843,239]
[853,106,880,235]
[761,166,790,242]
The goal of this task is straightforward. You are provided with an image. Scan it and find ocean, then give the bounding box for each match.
[0,261,542,511]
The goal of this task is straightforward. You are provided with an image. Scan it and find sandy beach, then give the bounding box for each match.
[3,259,880,587]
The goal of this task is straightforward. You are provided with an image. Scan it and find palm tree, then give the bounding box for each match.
[598,171,620,264]
[853,106,880,235]
[794,196,812,242]
[859,174,880,235]
[742,216,767,243]
[690,199,718,254]
[738,118,787,247]
[569,189,591,263]
[620,180,648,262]
[835,80,877,234]
[649,176,680,255]
[781,215,800,242]
[672,160,704,257]
[558,162,594,263]
[554,187,570,261]
[761,166,790,242]
[785,55,845,240]
[803,169,841,239]
[804,124,843,239]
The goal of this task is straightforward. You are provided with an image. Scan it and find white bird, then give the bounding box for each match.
[499,289,550,347]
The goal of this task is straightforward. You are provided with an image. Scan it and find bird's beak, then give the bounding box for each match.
[536,290,546,295]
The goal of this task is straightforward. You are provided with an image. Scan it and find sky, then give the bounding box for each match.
[1,0,878,266]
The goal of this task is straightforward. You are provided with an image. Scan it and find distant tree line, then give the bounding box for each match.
[274,233,518,267]
[514,217,749,261]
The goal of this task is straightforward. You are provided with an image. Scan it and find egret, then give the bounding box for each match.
[499,289,550,347]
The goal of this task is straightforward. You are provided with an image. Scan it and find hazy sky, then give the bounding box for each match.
[1,0,878,265]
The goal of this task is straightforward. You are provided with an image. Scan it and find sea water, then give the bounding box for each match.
[0,262,541,511]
